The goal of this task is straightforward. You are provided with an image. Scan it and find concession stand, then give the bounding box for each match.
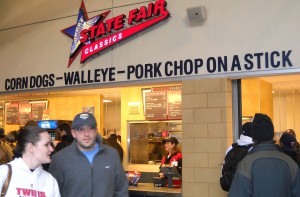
[1,0,300,197]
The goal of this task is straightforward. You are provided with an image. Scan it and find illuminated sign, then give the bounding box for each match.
[37,120,58,129]
[62,0,170,67]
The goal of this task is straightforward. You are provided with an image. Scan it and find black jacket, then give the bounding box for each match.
[229,143,300,197]
[55,135,74,152]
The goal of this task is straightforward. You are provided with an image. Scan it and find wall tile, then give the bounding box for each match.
[183,109,194,123]
[183,123,208,138]
[183,182,209,197]
[194,108,222,123]
[182,94,207,109]
[184,152,208,168]
[194,138,223,153]
[195,168,221,183]
[207,122,231,138]
[182,80,194,94]
[194,79,222,93]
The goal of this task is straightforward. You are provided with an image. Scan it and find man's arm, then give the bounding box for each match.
[113,152,129,197]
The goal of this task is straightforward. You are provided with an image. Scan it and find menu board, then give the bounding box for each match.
[168,90,182,119]
[145,91,168,120]
[31,102,47,120]
[5,100,48,125]
[6,103,19,124]
[18,102,31,125]
[144,85,182,120]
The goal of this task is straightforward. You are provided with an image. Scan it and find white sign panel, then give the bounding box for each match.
[0,0,300,93]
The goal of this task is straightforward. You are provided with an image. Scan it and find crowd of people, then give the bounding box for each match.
[0,112,183,196]
[2,111,300,196]
[220,113,300,197]
[0,113,129,197]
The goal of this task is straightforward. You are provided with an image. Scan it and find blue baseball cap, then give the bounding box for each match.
[72,112,97,130]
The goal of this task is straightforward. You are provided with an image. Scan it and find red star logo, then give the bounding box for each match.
[61,1,110,67]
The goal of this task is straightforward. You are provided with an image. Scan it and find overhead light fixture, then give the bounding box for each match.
[242,116,252,121]
[103,99,112,103]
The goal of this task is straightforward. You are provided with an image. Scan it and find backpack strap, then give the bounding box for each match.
[1,164,12,197]
[233,142,252,150]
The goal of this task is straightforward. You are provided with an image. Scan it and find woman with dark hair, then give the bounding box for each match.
[159,137,182,186]
[0,126,61,196]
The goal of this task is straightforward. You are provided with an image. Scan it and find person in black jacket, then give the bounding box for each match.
[55,122,74,152]
[105,133,123,162]
[286,129,300,154]
[279,132,300,167]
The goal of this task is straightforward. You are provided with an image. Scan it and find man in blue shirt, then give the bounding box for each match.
[49,112,128,197]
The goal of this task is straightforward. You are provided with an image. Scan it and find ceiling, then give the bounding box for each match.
[0,74,299,102]
[259,74,300,95]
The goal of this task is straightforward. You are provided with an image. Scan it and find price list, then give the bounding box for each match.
[31,103,47,120]
[6,103,19,124]
[168,90,182,119]
[145,91,168,120]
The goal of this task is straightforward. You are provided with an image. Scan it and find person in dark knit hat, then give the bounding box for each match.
[251,113,274,143]
[224,122,253,155]
[229,113,300,197]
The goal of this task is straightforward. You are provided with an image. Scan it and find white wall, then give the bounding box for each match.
[273,93,300,141]
[1,0,300,93]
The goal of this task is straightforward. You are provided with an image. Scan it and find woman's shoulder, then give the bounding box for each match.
[0,163,10,173]
[0,162,12,182]
[175,152,182,159]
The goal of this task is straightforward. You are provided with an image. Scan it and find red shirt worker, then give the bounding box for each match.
[159,137,182,186]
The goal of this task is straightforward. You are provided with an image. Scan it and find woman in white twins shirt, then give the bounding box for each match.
[0,126,60,197]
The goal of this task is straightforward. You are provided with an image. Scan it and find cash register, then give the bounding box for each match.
[154,164,182,188]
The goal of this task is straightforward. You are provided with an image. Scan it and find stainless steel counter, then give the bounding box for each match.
[129,183,181,197]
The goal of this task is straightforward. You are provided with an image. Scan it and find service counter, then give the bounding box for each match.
[129,183,181,197]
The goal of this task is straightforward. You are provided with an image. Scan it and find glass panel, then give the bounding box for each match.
[103,94,121,139]
[128,120,182,164]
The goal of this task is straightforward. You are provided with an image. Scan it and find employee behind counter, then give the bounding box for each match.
[129,137,182,197]
[159,137,182,186]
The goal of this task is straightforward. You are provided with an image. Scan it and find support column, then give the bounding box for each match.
[181,78,232,197]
